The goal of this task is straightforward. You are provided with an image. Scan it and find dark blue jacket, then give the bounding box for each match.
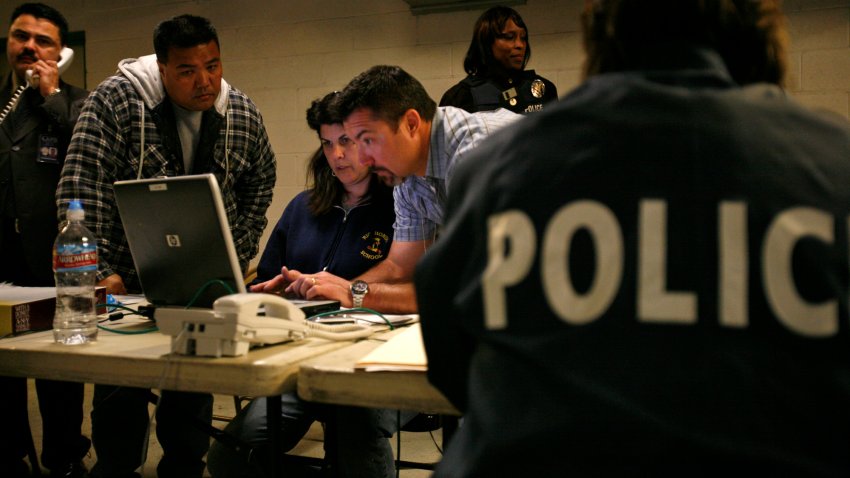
[439,68,558,114]
[255,186,395,282]
[417,47,850,476]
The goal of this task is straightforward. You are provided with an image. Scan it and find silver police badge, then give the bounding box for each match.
[530,79,545,99]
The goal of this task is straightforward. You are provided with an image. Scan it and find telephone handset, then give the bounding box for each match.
[216,293,307,330]
[214,293,375,344]
[25,46,75,87]
[0,46,74,125]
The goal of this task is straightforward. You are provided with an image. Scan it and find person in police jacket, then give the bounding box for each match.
[416,0,850,476]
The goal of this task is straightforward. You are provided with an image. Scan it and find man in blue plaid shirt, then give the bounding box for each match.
[253,65,520,313]
[56,14,275,478]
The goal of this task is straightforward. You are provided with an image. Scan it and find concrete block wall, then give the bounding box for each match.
[2,0,847,263]
[785,0,850,117]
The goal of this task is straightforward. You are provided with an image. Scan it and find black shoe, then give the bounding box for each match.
[49,461,88,478]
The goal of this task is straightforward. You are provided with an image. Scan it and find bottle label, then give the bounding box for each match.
[53,245,97,272]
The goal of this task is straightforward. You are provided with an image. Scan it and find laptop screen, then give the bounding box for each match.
[113,174,246,308]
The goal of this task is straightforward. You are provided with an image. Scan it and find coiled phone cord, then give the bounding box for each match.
[0,84,27,126]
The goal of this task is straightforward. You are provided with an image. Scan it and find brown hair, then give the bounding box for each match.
[582,0,788,86]
[305,92,391,215]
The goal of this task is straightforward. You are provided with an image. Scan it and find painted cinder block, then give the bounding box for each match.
[40,0,850,269]
[801,48,850,90]
[787,7,849,52]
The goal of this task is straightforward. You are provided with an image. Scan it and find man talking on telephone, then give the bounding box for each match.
[0,3,90,477]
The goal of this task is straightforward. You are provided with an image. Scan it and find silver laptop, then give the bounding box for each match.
[113,174,246,308]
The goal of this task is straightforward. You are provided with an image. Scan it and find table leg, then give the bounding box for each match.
[267,394,282,477]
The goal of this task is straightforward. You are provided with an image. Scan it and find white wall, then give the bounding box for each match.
[2,0,847,262]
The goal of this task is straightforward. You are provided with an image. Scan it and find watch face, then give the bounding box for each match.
[351,280,369,295]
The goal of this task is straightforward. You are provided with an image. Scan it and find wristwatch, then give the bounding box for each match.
[350,280,369,308]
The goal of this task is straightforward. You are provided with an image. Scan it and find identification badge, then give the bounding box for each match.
[37,134,60,164]
[501,87,518,102]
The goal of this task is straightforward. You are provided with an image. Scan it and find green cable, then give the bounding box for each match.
[92,280,235,335]
[93,280,235,335]
[97,324,159,334]
[186,279,236,308]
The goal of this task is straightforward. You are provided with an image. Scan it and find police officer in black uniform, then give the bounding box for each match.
[439,6,557,114]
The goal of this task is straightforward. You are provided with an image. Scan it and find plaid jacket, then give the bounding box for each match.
[56,70,276,291]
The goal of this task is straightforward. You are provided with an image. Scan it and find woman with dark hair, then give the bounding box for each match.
[253,91,395,285]
[207,92,402,478]
[440,5,558,114]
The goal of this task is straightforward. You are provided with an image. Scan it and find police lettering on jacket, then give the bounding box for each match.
[483,199,840,337]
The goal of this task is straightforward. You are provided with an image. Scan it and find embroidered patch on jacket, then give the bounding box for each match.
[360,231,390,260]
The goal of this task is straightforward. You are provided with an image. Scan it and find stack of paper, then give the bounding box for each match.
[355,323,428,372]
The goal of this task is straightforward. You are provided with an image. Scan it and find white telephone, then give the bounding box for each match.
[0,46,74,125]
[25,46,74,87]
[155,293,375,357]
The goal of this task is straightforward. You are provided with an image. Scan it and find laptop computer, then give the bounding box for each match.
[113,174,341,315]
[113,174,245,308]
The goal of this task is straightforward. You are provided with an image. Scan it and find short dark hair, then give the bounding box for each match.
[10,3,69,46]
[305,91,390,216]
[335,65,437,129]
[153,14,220,63]
[582,0,788,86]
[463,6,531,76]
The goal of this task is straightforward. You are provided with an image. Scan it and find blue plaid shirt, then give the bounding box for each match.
[393,106,520,242]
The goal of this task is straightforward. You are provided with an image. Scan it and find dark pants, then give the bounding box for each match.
[89,385,212,478]
[207,392,415,478]
[0,219,90,475]
[0,376,90,475]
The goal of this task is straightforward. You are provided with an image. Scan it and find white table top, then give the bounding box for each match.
[297,327,459,415]
[0,319,353,397]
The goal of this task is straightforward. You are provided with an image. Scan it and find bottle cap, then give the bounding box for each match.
[67,200,85,221]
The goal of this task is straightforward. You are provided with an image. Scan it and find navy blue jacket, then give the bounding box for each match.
[440,68,558,114]
[417,47,850,476]
[255,186,394,282]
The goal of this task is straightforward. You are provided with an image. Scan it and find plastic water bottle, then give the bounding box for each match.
[53,200,98,345]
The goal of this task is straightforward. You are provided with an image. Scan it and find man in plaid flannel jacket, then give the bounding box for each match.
[57,17,275,296]
[55,14,275,478]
